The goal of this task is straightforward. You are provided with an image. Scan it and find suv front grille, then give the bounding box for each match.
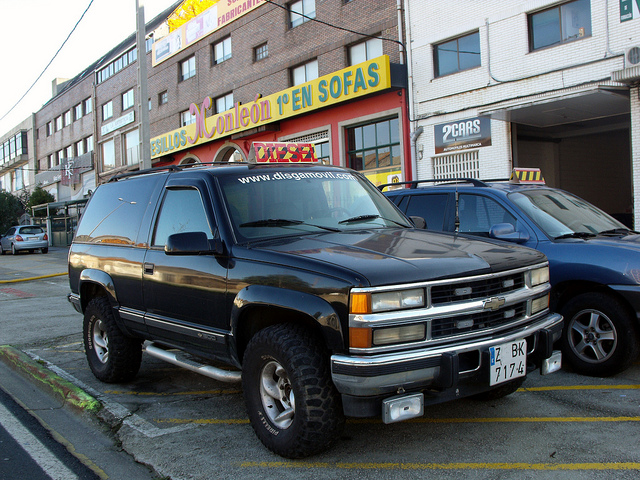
[431,302,527,339]
[430,272,524,305]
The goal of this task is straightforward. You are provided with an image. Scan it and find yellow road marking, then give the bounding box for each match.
[239,461,640,471]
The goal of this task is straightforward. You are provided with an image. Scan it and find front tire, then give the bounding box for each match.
[560,292,639,376]
[242,324,344,458]
[83,297,142,383]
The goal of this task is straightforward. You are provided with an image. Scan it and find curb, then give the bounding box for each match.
[0,272,68,284]
[0,345,101,413]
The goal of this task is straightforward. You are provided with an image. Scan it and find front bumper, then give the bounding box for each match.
[331,312,562,416]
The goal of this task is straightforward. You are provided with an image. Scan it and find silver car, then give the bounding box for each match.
[0,225,49,255]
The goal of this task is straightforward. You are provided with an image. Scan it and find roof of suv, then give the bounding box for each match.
[381,178,552,197]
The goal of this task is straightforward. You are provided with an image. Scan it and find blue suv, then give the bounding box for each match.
[383,172,640,377]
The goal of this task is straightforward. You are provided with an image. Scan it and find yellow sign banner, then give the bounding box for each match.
[150,55,392,159]
[152,0,266,66]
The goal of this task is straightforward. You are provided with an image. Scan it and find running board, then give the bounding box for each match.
[144,343,242,383]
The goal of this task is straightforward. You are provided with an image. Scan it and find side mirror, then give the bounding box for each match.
[165,232,213,255]
[409,216,427,229]
[489,223,530,243]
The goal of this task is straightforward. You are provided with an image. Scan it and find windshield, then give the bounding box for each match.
[218,168,411,242]
[508,188,627,239]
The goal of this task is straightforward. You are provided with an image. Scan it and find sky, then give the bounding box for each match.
[0,0,179,135]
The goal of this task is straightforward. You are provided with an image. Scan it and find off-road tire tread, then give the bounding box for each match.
[242,323,344,458]
[84,296,142,383]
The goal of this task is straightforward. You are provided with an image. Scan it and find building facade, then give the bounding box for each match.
[147,0,409,186]
[0,116,35,199]
[405,0,640,228]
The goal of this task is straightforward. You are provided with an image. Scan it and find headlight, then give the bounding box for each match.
[531,294,550,314]
[528,266,549,287]
[350,288,425,314]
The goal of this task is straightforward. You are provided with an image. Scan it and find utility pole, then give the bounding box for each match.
[136,0,151,170]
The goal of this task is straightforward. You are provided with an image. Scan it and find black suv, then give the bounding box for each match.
[68,162,562,458]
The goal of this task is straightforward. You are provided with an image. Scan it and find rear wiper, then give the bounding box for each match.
[239,218,340,232]
[554,232,596,240]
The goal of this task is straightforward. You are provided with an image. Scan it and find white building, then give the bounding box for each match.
[405,0,640,228]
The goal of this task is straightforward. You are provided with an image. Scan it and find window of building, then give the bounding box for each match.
[74,103,83,121]
[64,110,72,127]
[159,91,168,105]
[291,59,318,86]
[86,136,94,153]
[96,47,137,84]
[46,122,53,136]
[214,37,232,64]
[84,97,92,114]
[122,88,135,110]
[215,93,234,113]
[47,154,53,169]
[434,31,481,77]
[125,129,140,165]
[65,145,74,159]
[528,0,591,51]
[102,139,115,170]
[55,116,63,131]
[289,0,315,28]
[148,98,152,111]
[56,149,64,166]
[181,110,195,126]
[76,140,85,156]
[254,43,268,61]
[346,117,400,172]
[180,56,196,81]
[349,37,383,65]
[102,101,113,121]
[146,37,154,53]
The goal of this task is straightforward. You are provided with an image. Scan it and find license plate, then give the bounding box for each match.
[489,339,526,386]
[28,237,38,241]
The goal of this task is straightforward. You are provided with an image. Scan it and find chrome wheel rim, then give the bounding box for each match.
[568,309,617,364]
[259,360,295,429]
[92,319,110,364]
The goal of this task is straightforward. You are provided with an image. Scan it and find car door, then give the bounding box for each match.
[2,227,16,250]
[142,178,229,359]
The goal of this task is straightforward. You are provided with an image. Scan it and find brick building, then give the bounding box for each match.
[405,0,640,228]
[0,116,34,196]
[148,0,410,187]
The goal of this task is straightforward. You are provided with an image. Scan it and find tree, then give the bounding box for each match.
[26,184,55,218]
[0,190,22,233]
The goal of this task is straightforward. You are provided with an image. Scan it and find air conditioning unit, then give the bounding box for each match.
[625,45,640,66]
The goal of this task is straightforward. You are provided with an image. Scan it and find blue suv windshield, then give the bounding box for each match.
[509,189,626,239]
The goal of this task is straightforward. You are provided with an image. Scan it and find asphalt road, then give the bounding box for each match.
[1,247,640,479]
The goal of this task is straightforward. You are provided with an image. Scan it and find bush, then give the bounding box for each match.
[26,185,56,218]
[0,190,22,233]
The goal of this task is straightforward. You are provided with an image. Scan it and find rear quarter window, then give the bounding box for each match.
[75,175,163,245]
[403,193,449,231]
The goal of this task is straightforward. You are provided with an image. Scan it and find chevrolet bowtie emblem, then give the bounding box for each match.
[483,297,506,311]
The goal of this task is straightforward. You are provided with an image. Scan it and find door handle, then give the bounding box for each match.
[144,263,154,274]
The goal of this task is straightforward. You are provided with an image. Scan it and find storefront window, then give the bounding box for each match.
[347,117,400,172]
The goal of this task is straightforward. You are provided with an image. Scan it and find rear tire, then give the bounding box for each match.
[41,247,48,254]
[83,297,142,383]
[560,292,639,376]
[242,324,344,458]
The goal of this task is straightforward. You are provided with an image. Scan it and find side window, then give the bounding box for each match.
[405,194,449,231]
[458,194,516,235]
[153,188,214,247]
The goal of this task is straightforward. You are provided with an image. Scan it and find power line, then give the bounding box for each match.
[0,0,96,124]
[262,0,405,50]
